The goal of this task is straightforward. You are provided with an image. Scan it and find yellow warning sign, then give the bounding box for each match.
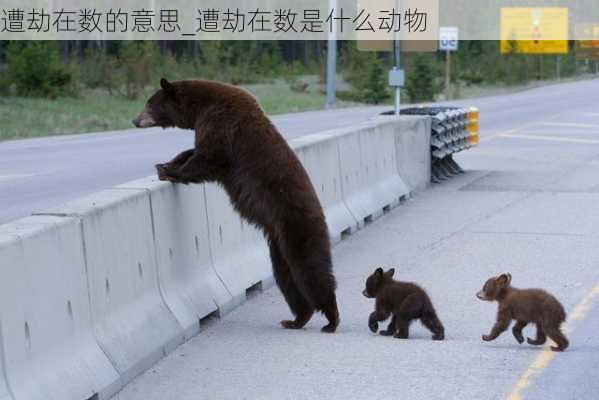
[500,7,568,54]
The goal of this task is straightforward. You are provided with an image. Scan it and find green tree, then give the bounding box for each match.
[405,54,436,103]
[119,41,160,99]
[360,57,389,104]
[6,41,72,97]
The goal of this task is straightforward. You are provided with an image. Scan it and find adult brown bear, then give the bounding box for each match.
[133,78,340,332]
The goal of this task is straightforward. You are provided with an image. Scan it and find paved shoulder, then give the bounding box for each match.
[114,102,599,400]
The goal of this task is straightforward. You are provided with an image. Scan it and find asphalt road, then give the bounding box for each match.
[2,78,599,399]
[0,106,389,224]
[110,78,599,400]
[1,78,598,226]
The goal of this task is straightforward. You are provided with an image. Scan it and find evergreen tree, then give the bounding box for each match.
[361,57,389,104]
[405,54,436,103]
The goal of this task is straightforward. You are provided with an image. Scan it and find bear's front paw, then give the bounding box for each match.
[156,163,170,179]
[281,320,303,330]
[514,334,524,344]
[482,334,493,342]
[368,320,379,333]
[156,164,182,183]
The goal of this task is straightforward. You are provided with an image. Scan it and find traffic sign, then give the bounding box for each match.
[574,23,599,59]
[439,27,458,51]
[500,7,568,54]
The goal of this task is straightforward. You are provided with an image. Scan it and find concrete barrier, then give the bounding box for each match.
[117,177,233,337]
[290,133,357,243]
[35,189,184,386]
[381,115,432,192]
[0,115,431,399]
[203,184,273,307]
[337,121,410,226]
[0,216,119,400]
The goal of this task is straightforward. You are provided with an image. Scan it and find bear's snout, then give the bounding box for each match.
[362,289,371,298]
[132,108,157,128]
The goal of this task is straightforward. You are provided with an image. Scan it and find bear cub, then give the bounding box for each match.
[363,268,445,340]
[477,273,569,352]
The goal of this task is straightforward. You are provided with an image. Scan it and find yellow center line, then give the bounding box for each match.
[505,284,599,400]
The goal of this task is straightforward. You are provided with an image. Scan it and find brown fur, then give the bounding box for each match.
[133,78,339,332]
[363,268,444,340]
[477,273,569,351]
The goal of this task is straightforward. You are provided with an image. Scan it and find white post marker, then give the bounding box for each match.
[439,26,458,100]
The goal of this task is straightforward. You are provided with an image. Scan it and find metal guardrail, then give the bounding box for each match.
[400,106,480,183]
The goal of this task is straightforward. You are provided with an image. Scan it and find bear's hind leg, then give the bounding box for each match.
[269,240,314,330]
[545,326,569,352]
[320,294,340,333]
[420,310,445,341]
[292,260,339,333]
[526,323,547,345]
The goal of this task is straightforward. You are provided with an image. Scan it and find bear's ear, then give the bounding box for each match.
[160,78,175,97]
[385,268,395,278]
[497,273,512,286]
[375,267,384,276]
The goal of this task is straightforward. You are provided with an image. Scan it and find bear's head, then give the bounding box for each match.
[476,273,512,301]
[362,267,395,298]
[133,78,182,129]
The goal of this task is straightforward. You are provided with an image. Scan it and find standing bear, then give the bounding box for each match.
[133,78,340,332]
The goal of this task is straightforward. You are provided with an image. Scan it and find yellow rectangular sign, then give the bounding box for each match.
[500,7,568,54]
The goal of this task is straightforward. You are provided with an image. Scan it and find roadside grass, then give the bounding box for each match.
[0,78,358,142]
[2,74,595,142]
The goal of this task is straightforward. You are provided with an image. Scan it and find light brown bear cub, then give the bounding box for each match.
[363,268,444,340]
[477,273,569,352]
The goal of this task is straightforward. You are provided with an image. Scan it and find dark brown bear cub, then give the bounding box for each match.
[363,268,444,340]
[133,78,339,333]
[477,273,569,351]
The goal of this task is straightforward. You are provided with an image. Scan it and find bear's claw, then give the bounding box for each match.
[321,323,337,333]
[280,320,304,330]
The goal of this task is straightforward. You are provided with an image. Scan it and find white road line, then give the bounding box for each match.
[480,112,564,143]
[499,134,599,145]
[540,122,599,129]
[0,174,38,182]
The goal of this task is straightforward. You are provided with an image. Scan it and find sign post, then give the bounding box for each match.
[439,27,458,100]
[326,0,337,108]
[392,0,402,115]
